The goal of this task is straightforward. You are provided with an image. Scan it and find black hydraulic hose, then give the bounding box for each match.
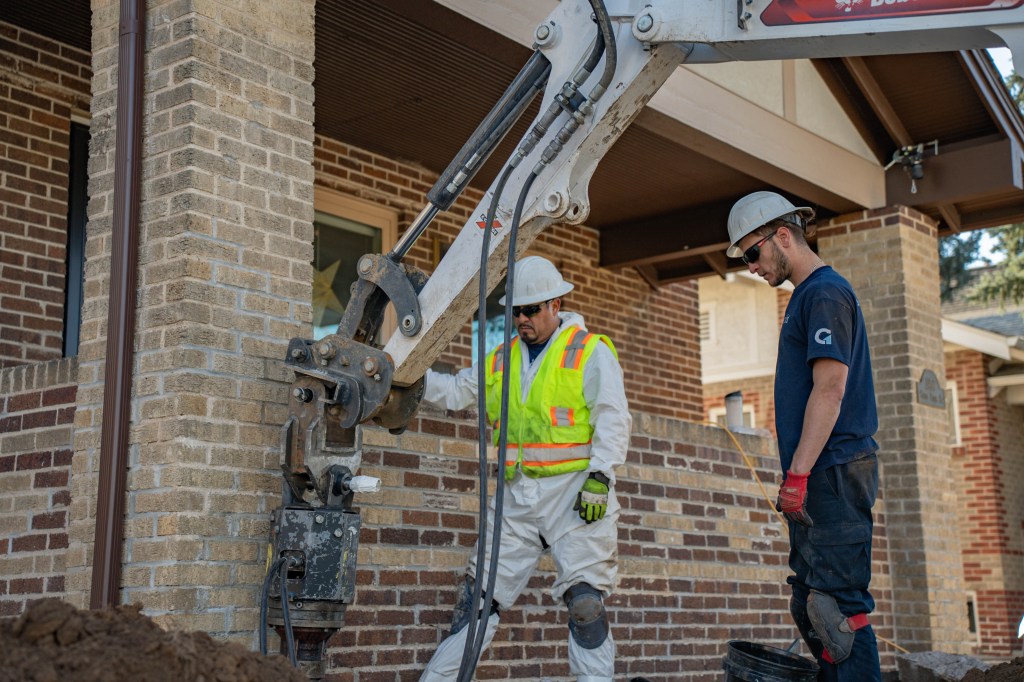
[589,0,616,92]
[280,559,298,667]
[477,170,540,669]
[457,168,539,682]
[580,27,604,81]
[259,557,288,657]
[457,164,516,679]
[537,0,618,170]
[453,12,608,678]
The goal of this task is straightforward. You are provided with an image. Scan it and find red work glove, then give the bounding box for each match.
[776,470,813,527]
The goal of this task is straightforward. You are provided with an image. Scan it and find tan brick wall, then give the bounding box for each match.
[0,23,90,368]
[325,412,900,679]
[66,0,317,639]
[947,349,1024,657]
[818,207,970,652]
[0,358,77,615]
[314,137,704,421]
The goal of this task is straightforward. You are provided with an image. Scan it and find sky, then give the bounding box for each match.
[989,47,1014,76]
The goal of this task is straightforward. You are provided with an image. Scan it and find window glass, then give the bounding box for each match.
[63,121,89,357]
[312,211,382,341]
[471,282,512,359]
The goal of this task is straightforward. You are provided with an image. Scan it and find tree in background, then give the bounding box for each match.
[937,70,1024,306]
[939,230,985,302]
[968,224,1024,306]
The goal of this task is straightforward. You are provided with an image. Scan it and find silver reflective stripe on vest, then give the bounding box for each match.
[506,443,591,466]
[552,407,573,427]
[561,329,590,369]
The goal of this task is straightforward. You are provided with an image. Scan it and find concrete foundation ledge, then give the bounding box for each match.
[896,651,989,682]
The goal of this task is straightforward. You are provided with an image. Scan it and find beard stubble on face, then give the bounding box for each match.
[767,244,792,288]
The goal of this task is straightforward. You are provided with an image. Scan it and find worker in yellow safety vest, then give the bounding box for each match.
[419,256,632,682]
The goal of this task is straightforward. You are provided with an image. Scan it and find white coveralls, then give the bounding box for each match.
[419,311,632,682]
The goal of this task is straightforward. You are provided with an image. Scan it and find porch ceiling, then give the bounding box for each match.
[7,0,1024,285]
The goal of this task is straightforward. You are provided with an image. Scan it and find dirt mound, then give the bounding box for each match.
[0,598,306,682]
[961,657,1024,682]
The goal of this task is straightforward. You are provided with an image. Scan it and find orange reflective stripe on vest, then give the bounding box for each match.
[561,328,591,370]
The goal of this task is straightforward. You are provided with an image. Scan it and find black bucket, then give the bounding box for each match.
[722,640,819,682]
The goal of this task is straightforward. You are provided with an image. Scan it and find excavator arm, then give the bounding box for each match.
[383,0,1024,390]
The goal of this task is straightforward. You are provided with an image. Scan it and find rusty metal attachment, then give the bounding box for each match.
[265,256,429,674]
[338,255,429,343]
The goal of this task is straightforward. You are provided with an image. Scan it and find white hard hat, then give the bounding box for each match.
[726,191,814,258]
[498,256,574,306]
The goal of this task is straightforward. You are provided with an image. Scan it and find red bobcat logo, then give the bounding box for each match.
[476,214,503,237]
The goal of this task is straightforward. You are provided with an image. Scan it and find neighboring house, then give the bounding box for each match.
[701,267,1024,659]
[4,1,1024,678]
[944,273,1024,659]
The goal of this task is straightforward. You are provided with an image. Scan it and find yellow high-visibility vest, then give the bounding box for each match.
[485,325,617,480]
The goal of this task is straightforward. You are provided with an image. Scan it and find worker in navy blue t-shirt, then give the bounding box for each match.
[726,191,881,682]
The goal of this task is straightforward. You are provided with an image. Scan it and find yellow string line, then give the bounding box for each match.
[701,421,910,655]
[699,421,788,529]
[877,634,910,654]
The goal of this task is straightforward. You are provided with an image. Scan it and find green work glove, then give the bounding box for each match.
[573,472,610,523]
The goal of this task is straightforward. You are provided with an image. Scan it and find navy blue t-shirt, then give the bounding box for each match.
[775,266,878,473]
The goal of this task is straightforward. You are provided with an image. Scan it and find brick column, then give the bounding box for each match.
[816,207,971,653]
[68,0,315,643]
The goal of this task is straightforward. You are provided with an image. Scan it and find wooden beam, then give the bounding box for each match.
[811,59,890,164]
[634,265,660,290]
[703,251,729,279]
[959,50,1024,149]
[887,138,1022,207]
[641,68,885,212]
[654,261,725,285]
[937,204,962,233]
[842,56,912,147]
[600,200,735,268]
[959,202,1024,231]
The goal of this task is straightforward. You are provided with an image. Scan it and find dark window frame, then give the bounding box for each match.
[62,121,88,358]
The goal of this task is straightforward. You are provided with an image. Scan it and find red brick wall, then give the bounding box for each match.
[946,349,1024,657]
[0,23,90,368]
[323,410,899,680]
[0,358,77,616]
[314,136,703,421]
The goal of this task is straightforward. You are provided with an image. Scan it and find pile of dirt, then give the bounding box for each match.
[961,657,1024,682]
[0,598,306,682]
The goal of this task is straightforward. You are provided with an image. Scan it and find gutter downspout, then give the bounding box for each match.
[91,0,146,609]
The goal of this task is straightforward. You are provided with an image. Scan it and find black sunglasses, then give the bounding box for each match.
[512,301,548,318]
[742,231,778,265]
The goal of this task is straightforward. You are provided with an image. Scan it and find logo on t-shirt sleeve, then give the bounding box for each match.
[814,328,832,345]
